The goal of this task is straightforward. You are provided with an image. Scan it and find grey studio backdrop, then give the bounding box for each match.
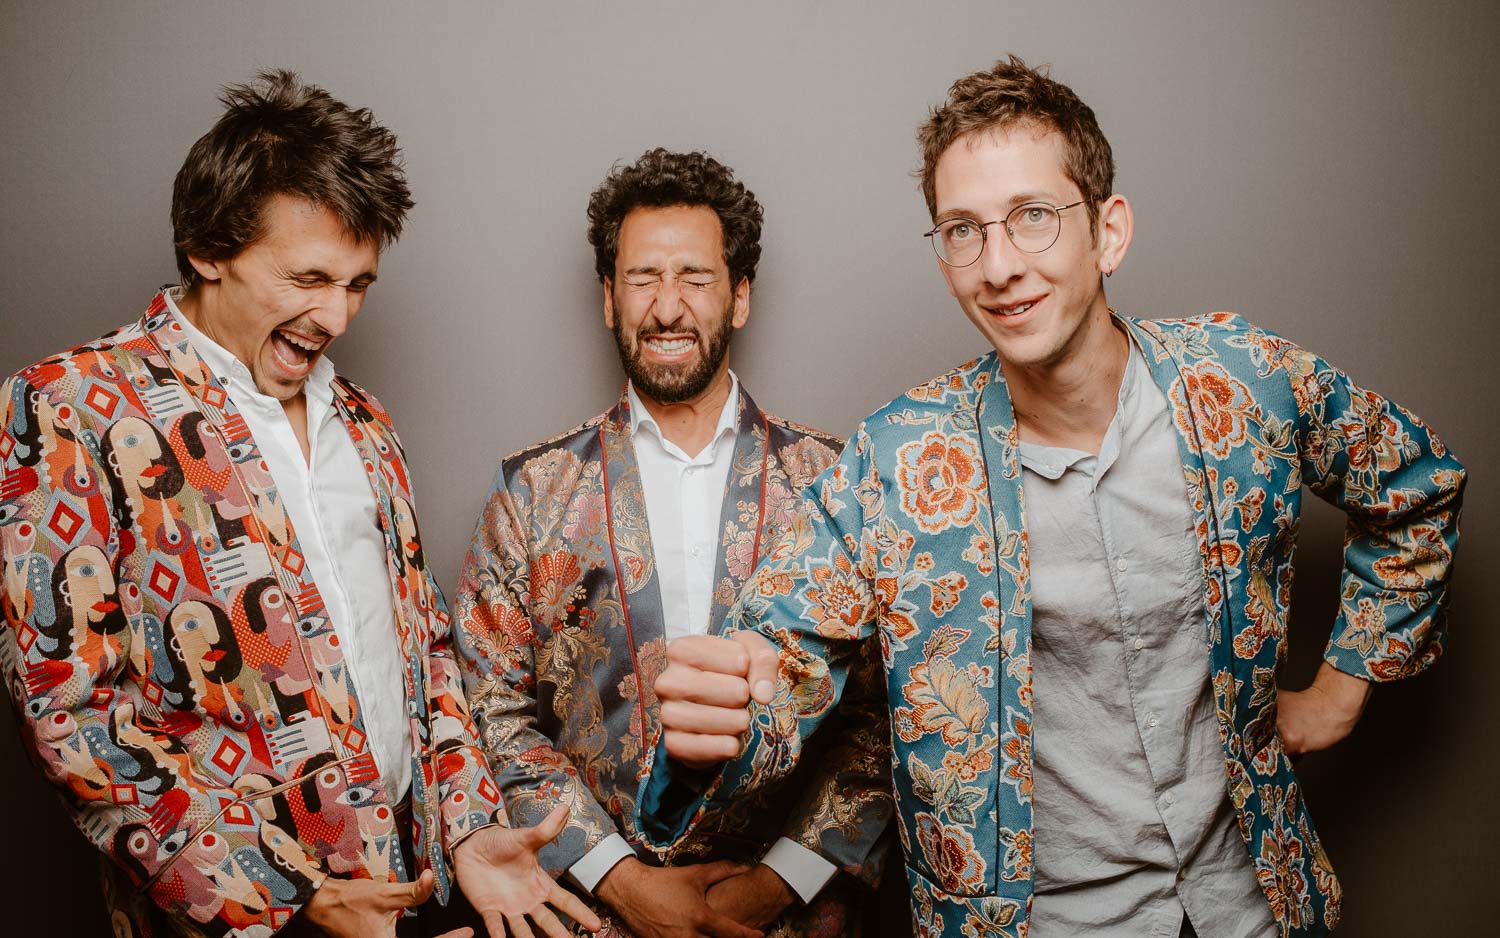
[2,1,1496,934]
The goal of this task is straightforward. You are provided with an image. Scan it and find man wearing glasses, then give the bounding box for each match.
[453,149,893,938]
[639,57,1465,937]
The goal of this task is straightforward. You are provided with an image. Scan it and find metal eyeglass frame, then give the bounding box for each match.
[924,199,1088,266]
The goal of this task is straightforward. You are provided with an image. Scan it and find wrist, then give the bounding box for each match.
[596,856,644,906]
[753,863,795,907]
[1313,662,1373,714]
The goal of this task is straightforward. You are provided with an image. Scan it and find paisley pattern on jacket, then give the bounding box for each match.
[640,313,1465,938]
[0,293,502,937]
[454,387,894,936]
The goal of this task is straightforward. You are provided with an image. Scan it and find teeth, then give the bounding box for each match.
[646,337,694,353]
[995,302,1033,317]
[277,330,321,351]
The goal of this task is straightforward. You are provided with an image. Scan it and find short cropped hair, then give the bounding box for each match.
[171,69,413,286]
[586,148,763,286]
[917,55,1114,229]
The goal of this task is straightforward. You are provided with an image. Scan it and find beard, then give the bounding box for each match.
[613,299,736,405]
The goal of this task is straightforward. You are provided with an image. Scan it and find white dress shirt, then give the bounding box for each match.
[568,375,837,903]
[167,290,411,808]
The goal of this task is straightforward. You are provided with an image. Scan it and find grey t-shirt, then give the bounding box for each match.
[1020,340,1276,938]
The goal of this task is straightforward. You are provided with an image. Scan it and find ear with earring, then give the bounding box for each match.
[1104,266,1113,278]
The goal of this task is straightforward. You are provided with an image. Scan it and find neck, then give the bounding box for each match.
[1003,307,1128,452]
[634,367,734,458]
[175,284,236,361]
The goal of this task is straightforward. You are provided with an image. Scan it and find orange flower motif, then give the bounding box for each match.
[803,550,871,639]
[531,550,583,613]
[914,812,988,893]
[1170,361,1255,459]
[491,603,536,651]
[896,432,985,535]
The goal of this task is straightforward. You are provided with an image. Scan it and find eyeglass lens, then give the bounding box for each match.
[933,203,1062,265]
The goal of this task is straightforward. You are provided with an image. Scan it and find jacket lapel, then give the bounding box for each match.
[599,392,667,655]
[706,386,768,634]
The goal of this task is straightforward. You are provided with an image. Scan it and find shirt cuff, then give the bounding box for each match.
[761,837,837,904]
[568,833,636,895]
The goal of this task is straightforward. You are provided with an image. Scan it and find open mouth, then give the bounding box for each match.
[270,329,325,375]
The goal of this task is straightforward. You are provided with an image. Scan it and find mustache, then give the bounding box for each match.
[636,323,700,340]
[276,318,335,342]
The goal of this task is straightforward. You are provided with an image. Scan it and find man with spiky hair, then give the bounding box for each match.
[0,70,596,938]
[641,57,1466,937]
[453,149,893,938]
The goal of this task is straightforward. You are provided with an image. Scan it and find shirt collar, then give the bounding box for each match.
[164,286,337,407]
[627,371,740,458]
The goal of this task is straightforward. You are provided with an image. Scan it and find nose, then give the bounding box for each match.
[978,222,1026,288]
[651,278,689,326]
[309,284,360,337]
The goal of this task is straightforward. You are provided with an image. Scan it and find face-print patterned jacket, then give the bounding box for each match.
[0,293,503,937]
[453,386,895,937]
[639,313,1466,938]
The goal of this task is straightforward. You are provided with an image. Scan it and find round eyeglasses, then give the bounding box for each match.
[924,200,1087,266]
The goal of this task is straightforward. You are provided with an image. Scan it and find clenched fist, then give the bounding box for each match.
[655,632,779,769]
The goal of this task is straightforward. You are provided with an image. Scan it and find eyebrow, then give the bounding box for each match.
[933,190,1066,224]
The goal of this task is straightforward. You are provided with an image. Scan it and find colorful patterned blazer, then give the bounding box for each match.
[453,387,894,937]
[640,313,1465,938]
[0,293,502,937]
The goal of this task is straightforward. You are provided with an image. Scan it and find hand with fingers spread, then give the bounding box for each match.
[454,804,603,937]
[704,863,794,931]
[655,633,780,770]
[596,857,765,938]
[302,868,472,938]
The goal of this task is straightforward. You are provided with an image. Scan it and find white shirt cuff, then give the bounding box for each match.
[568,833,636,895]
[761,837,838,904]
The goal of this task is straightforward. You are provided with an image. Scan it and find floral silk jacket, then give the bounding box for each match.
[453,387,894,936]
[640,314,1465,938]
[0,293,502,937]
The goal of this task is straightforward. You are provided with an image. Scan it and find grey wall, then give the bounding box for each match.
[2,1,1496,933]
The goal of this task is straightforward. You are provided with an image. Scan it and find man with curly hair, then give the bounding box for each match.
[0,70,596,938]
[453,149,894,938]
[640,58,1466,938]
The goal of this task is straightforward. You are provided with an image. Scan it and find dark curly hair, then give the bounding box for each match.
[917,55,1114,230]
[586,148,763,286]
[171,69,414,286]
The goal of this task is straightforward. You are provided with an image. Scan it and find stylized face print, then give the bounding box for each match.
[168,600,240,701]
[61,545,121,632]
[392,494,422,572]
[106,416,180,501]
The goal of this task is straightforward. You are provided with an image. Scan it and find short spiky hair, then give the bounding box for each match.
[917,55,1114,229]
[171,69,413,285]
[586,148,763,286]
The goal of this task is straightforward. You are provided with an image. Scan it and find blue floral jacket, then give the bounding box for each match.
[640,313,1465,937]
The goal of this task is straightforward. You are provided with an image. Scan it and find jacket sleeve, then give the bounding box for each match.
[451,466,621,874]
[639,425,885,853]
[1283,342,1467,680]
[0,374,325,934]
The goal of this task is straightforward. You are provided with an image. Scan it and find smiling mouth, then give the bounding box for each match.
[982,298,1040,319]
[270,329,326,374]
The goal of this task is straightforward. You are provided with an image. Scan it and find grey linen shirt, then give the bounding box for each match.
[1020,339,1276,938]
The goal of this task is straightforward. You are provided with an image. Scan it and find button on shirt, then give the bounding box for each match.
[567,376,838,903]
[167,290,411,808]
[1022,340,1275,938]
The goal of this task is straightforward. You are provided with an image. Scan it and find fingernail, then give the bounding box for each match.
[752,679,773,702]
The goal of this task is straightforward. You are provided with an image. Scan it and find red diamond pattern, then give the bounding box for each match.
[223,802,254,826]
[0,433,13,461]
[281,548,305,577]
[210,737,246,775]
[477,776,500,806]
[84,385,121,419]
[111,784,138,806]
[147,563,182,602]
[201,384,227,409]
[342,725,366,752]
[16,625,36,654]
[143,681,163,705]
[46,502,84,543]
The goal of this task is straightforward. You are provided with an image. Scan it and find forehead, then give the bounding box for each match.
[932,125,1077,212]
[250,193,379,272]
[616,204,725,266]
